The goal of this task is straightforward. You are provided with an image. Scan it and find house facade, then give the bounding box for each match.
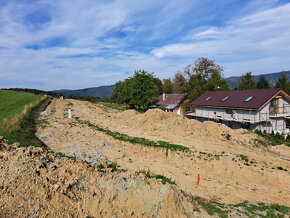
[188,88,290,135]
[156,93,187,115]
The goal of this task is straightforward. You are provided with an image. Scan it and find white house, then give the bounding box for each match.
[188,88,290,135]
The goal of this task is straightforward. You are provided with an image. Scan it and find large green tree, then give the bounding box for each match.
[238,72,256,90]
[111,70,158,109]
[256,75,270,89]
[185,57,228,99]
[172,72,187,93]
[163,78,173,94]
[275,73,290,93]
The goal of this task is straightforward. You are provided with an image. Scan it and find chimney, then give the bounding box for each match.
[163,93,166,101]
[216,86,221,91]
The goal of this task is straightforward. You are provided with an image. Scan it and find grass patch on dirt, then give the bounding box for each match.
[101,102,127,111]
[136,169,176,185]
[77,119,189,152]
[255,130,290,147]
[194,197,290,217]
[0,90,49,147]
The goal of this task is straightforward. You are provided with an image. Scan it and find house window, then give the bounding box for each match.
[286,120,290,129]
[270,98,279,114]
[226,109,233,114]
[205,96,212,101]
[185,107,192,112]
[222,96,230,101]
[244,96,254,102]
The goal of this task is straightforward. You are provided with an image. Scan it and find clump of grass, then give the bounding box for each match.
[194,198,290,217]
[194,197,228,217]
[136,169,176,185]
[277,166,287,171]
[66,102,73,106]
[36,118,49,128]
[78,119,189,152]
[57,152,76,159]
[97,164,104,169]
[101,102,127,111]
[106,162,127,172]
[255,130,290,147]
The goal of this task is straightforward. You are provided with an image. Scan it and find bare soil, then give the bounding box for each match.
[0,137,204,217]
[37,99,290,206]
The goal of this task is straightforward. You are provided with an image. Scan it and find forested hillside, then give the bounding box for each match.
[226,71,290,88]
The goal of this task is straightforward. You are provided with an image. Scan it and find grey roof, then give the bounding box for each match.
[165,104,178,109]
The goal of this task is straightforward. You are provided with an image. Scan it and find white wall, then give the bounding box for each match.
[193,96,290,134]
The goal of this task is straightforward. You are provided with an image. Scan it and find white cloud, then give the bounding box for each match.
[152,2,290,76]
[0,0,289,90]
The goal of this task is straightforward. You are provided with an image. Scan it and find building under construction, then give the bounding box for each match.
[188,88,290,135]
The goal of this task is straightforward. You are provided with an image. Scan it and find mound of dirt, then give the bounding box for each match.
[122,109,257,143]
[116,109,140,120]
[0,137,202,217]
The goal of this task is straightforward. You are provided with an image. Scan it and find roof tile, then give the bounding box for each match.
[192,88,288,110]
[156,93,186,106]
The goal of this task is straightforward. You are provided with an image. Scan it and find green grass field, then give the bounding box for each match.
[0,90,42,123]
[0,90,45,146]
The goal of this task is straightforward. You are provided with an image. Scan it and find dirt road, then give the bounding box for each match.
[36,99,290,206]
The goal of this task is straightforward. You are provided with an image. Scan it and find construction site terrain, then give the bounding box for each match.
[36,99,290,207]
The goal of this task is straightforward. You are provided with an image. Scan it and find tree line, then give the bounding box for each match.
[237,71,290,93]
[2,88,63,98]
[111,57,290,109]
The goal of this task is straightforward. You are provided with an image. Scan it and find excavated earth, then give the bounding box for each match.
[35,99,290,207]
[0,137,205,217]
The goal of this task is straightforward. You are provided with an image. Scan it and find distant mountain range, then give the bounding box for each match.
[53,85,115,97]
[226,71,290,88]
[52,71,290,97]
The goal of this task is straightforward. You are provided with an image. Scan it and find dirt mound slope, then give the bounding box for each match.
[121,109,256,143]
[0,137,203,217]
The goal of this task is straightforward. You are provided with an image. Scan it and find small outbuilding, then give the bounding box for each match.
[156,93,187,115]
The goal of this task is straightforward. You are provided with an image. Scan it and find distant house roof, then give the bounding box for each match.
[156,93,187,108]
[165,104,178,109]
[192,88,289,110]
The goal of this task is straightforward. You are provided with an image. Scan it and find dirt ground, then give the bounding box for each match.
[0,137,204,217]
[36,99,290,207]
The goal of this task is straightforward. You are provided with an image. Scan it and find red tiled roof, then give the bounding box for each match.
[156,93,187,106]
[192,88,289,110]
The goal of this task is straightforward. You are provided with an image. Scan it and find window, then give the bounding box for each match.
[222,96,230,101]
[205,96,212,101]
[185,107,192,112]
[270,98,279,114]
[244,96,254,102]
[226,109,233,114]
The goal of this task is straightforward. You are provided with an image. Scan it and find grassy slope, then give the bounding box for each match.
[0,90,46,147]
[0,90,42,122]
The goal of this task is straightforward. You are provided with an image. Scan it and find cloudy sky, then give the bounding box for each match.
[0,0,290,90]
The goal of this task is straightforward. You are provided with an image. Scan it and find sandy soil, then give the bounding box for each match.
[0,137,204,217]
[36,99,290,206]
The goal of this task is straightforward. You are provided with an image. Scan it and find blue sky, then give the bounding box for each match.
[0,0,290,90]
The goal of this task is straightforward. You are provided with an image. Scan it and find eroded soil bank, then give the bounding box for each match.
[0,137,204,217]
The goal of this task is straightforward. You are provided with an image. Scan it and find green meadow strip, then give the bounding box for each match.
[77,119,189,152]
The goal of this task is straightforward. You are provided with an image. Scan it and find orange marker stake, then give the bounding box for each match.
[197,173,200,186]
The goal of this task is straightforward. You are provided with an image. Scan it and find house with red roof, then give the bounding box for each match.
[188,88,290,135]
[156,93,187,115]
